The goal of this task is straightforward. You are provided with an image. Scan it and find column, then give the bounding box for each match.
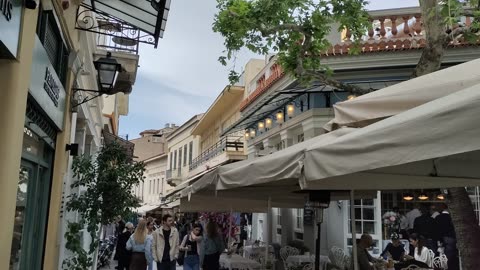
[280,130,294,148]
[281,208,294,245]
[302,118,326,140]
[0,8,39,270]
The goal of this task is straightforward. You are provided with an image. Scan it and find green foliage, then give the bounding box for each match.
[287,239,310,254]
[213,0,371,84]
[62,142,145,269]
[214,0,480,85]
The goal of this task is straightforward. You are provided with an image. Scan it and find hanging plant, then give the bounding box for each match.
[62,142,145,270]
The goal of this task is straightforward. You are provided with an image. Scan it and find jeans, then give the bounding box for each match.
[148,261,153,270]
[157,260,176,270]
[184,255,200,270]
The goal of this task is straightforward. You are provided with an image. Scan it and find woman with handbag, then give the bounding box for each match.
[180,223,203,270]
[126,219,154,270]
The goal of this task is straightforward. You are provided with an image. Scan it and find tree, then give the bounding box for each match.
[213,0,480,268]
[62,142,145,270]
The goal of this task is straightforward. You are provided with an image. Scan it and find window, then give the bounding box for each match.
[294,208,304,240]
[297,134,304,143]
[173,150,177,169]
[169,152,173,170]
[346,197,381,255]
[183,144,187,166]
[275,208,282,236]
[189,141,193,165]
[178,148,182,169]
[149,180,152,194]
[36,8,69,86]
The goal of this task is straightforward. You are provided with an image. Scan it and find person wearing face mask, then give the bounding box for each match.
[180,223,203,270]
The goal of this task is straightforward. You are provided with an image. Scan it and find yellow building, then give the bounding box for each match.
[0,1,170,269]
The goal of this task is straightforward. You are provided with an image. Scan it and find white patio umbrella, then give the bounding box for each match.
[324,58,480,131]
[303,84,480,190]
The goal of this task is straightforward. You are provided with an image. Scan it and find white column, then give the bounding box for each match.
[302,118,326,140]
[280,130,293,148]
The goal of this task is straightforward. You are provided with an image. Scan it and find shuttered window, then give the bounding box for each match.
[36,7,69,87]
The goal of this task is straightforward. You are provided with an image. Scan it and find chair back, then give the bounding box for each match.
[426,249,435,267]
[280,246,300,270]
[328,246,347,269]
[432,254,448,269]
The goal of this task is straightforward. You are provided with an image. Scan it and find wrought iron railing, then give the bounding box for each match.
[189,136,244,171]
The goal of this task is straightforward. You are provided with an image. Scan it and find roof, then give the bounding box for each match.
[166,113,204,141]
[191,85,244,136]
[143,153,167,163]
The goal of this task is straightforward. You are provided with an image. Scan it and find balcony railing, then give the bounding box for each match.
[166,168,182,180]
[326,7,474,55]
[189,136,244,171]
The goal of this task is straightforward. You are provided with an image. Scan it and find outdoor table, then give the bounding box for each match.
[220,253,262,270]
[243,245,274,255]
[286,255,330,270]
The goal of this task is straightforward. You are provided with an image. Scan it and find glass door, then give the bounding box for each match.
[10,127,54,270]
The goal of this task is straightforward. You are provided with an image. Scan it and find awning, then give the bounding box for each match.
[76,0,171,47]
[221,83,335,136]
[165,166,220,199]
[135,204,158,214]
[324,58,480,131]
[304,84,480,190]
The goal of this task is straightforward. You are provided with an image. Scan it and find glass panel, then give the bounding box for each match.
[309,93,326,108]
[330,91,349,105]
[363,208,375,221]
[363,199,374,205]
[363,221,376,234]
[355,207,362,219]
[10,165,33,269]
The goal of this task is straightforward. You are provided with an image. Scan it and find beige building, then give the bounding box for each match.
[166,114,204,187]
[0,0,170,269]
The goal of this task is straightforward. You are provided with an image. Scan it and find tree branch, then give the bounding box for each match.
[305,71,374,95]
[258,23,307,36]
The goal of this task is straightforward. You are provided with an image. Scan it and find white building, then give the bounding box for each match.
[219,6,480,256]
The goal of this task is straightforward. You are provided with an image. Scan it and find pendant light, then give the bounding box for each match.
[244,130,250,139]
[287,103,295,117]
[265,118,272,129]
[250,129,256,138]
[403,193,414,201]
[347,95,356,100]
[436,194,445,200]
[258,121,265,131]
[418,190,429,200]
[276,111,284,123]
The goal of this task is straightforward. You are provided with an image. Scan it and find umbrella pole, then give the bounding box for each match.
[265,197,271,268]
[315,209,322,270]
[350,190,359,270]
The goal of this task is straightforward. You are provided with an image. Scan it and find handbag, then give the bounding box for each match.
[177,250,185,266]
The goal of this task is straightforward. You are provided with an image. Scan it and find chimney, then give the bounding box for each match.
[165,123,170,128]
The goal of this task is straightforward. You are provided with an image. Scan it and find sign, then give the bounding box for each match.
[0,0,22,58]
[29,37,66,130]
[43,67,60,107]
[303,201,315,226]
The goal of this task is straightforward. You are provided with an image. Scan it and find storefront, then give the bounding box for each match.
[9,6,67,269]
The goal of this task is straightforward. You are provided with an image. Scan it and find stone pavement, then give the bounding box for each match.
[99,259,183,270]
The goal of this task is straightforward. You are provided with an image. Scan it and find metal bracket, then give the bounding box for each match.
[71,88,103,109]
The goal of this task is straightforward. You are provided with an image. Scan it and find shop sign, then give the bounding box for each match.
[0,0,22,59]
[29,37,66,130]
[303,201,315,226]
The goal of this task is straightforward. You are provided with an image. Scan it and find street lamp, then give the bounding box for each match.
[72,52,124,109]
[94,52,122,94]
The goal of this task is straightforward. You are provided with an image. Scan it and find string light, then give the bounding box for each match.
[276,111,284,123]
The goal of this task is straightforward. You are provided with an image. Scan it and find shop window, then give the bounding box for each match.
[36,7,69,86]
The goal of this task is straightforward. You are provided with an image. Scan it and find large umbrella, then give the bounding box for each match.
[303,84,480,190]
[324,58,480,131]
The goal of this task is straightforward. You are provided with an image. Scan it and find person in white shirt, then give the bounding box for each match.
[395,233,431,270]
[405,205,421,230]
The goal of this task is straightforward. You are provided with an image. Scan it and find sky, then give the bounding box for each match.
[120,0,419,139]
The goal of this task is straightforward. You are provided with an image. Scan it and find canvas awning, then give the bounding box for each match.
[135,204,158,214]
[303,84,480,190]
[77,0,171,47]
[325,58,480,131]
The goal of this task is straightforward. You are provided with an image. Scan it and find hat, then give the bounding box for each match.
[390,232,399,240]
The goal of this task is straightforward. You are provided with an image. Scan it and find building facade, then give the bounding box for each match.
[0,0,171,269]
[219,6,480,257]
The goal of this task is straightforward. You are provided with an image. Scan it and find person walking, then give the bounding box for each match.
[180,223,203,270]
[146,220,155,270]
[152,214,180,270]
[200,221,225,270]
[126,219,153,270]
[436,203,459,270]
[117,222,134,270]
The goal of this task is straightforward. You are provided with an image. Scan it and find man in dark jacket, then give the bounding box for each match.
[413,205,437,252]
[436,204,459,270]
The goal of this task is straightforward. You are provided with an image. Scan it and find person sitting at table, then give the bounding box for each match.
[394,233,430,270]
[380,233,405,261]
[355,234,383,270]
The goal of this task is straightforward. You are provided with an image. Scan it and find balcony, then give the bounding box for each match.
[166,168,182,186]
[189,136,245,176]
[325,6,474,55]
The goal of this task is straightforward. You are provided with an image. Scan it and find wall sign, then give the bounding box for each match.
[303,201,315,226]
[0,0,21,58]
[29,37,66,130]
[44,67,60,107]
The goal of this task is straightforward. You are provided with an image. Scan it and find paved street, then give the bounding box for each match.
[99,259,183,270]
